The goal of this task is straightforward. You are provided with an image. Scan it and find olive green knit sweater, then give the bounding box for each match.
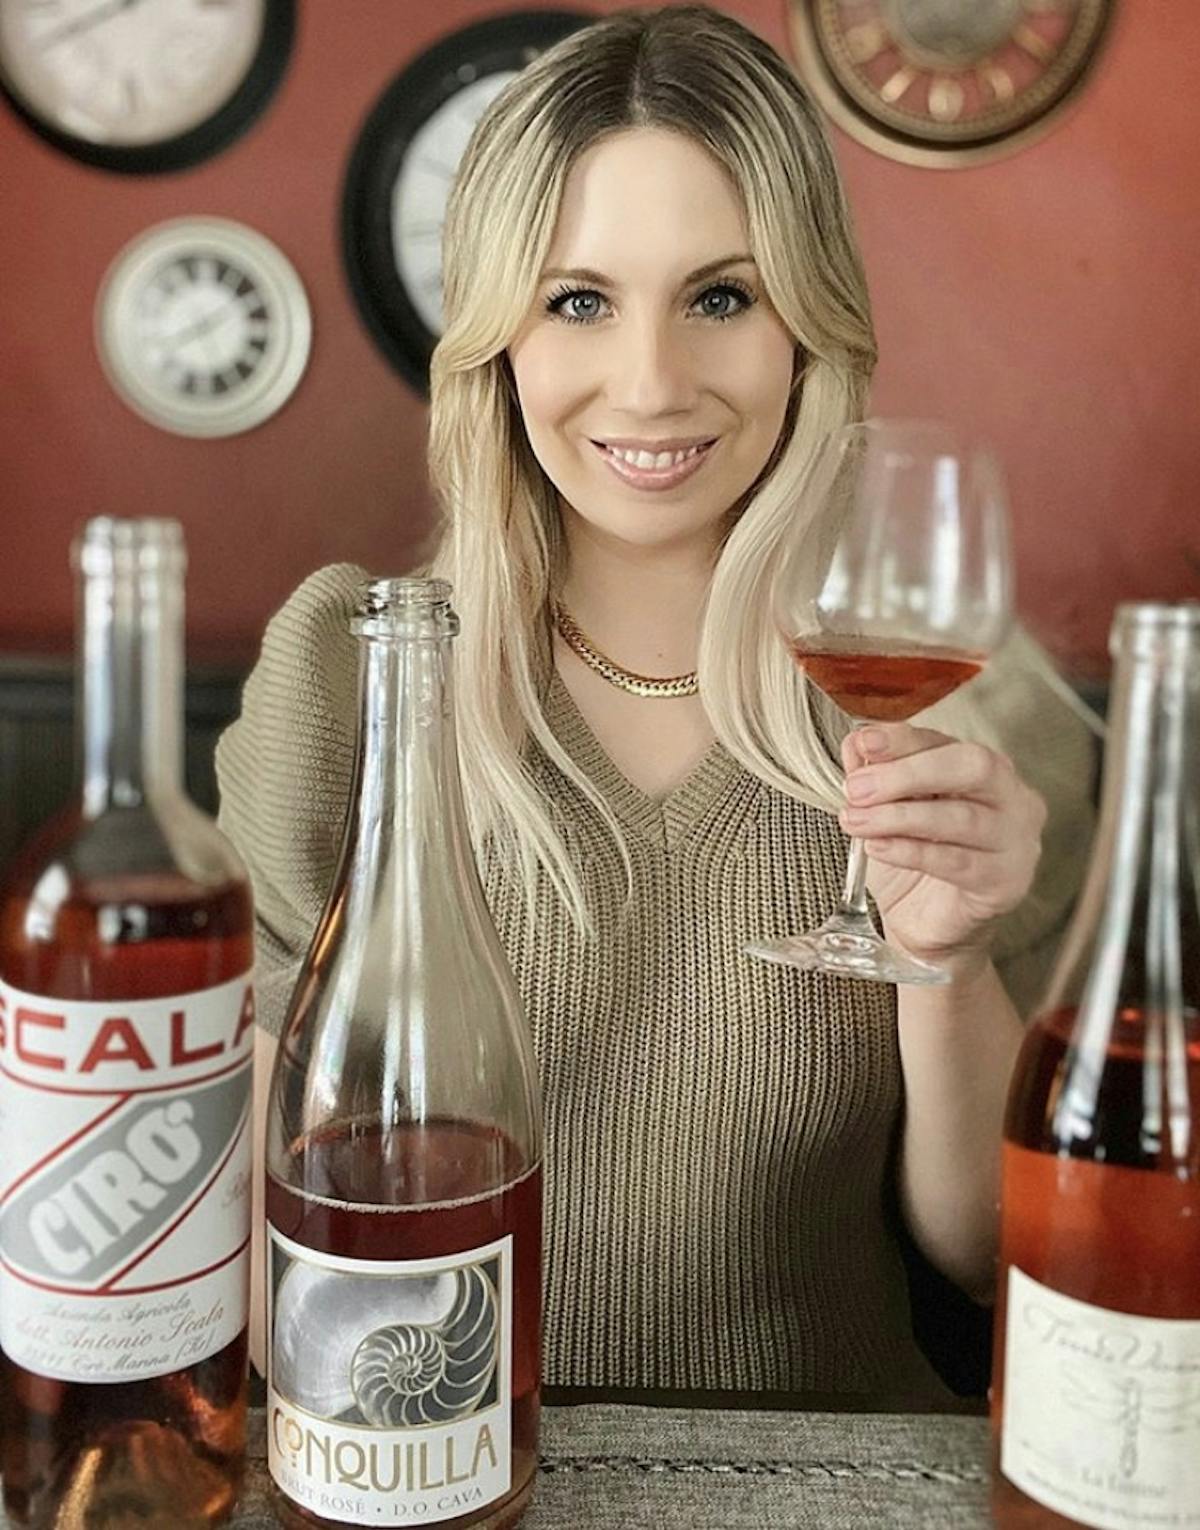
[216,564,1096,1398]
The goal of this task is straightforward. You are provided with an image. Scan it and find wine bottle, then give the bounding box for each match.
[992,601,1200,1529]
[264,578,543,1530]
[0,518,254,1528]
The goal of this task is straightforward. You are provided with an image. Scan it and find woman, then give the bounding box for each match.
[217,4,1095,1398]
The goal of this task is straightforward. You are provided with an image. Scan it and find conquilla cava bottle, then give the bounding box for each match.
[0,518,255,1528]
[264,578,543,1530]
[992,602,1200,1529]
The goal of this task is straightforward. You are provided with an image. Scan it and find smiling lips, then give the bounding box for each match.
[593,436,718,490]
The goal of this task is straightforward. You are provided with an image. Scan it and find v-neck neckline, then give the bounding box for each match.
[543,670,741,849]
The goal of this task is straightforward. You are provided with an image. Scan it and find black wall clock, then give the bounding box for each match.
[341,10,591,396]
[0,0,294,175]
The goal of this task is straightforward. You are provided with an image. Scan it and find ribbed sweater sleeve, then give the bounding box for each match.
[926,627,1098,1017]
[215,563,366,1037]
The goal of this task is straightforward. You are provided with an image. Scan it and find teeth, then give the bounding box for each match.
[606,443,709,470]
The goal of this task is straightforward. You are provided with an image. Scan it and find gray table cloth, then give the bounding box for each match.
[503,1403,990,1529]
[1,1403,995,1528]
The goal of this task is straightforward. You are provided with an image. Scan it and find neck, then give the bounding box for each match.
[558,513,716,677]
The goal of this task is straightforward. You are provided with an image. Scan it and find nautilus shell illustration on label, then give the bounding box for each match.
[273,1260,499,1426]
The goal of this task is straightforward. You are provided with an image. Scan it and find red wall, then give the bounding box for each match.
[2,1,1197,676]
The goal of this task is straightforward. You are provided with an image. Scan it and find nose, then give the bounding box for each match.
[605,312,699,419]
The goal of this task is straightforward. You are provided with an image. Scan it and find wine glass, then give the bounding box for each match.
[745,418,1014,984]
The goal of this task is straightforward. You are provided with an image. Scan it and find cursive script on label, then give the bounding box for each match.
[1022,1301,1200,1377]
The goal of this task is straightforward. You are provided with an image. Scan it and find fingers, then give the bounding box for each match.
[848,795,1045,903]
[839,723,952,774]
[837,725,1048,907]
[839,795,1006,851]
[855,836,1005,893]
[843,729,1019,806]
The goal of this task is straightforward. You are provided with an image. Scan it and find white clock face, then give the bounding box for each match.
[0,0,266,146]
[391,71,518,337]
[97,218,311,437]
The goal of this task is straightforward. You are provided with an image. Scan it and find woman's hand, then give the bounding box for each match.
[838,724,1046,975]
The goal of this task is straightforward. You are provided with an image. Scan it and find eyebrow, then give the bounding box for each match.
[539,253,756,287]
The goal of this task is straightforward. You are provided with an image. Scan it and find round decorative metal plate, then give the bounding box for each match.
[788,0,1115,167]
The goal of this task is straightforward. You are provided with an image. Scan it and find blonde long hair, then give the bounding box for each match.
[428,4,876,927]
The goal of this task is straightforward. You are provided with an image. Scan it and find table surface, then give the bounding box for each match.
[250,1398,993,1530]
[2,1391,995,1530]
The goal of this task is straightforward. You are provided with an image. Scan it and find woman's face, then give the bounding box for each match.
[507,127,797,559]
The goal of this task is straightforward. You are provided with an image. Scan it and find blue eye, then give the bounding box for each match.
[693,282,754,321]
[543,278,756,325]
[545,287,607,324]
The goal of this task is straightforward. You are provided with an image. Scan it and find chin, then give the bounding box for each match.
[569,494,728,553]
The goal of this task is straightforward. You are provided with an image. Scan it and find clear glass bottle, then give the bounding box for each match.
[264,578,543,1530]
[0,518,254,1528]
[992,601,1200,1528]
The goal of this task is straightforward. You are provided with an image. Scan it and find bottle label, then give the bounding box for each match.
[1002,1265,1200,1529]
[267,1225,513,1526]
[0,972,254,1382]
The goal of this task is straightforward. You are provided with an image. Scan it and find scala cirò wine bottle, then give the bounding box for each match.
[0,519,255,1527]
[264,578,543,1530]
[992,601,1200,1528]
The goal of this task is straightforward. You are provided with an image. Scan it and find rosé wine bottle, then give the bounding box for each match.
[264,579,543,1530]
[0,518,254,1528]
[992,602,1200,1529]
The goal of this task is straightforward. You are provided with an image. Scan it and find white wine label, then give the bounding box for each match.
[267,1226,513,1526]
[1002,1265,1200,1529]
[0,973,254,1382]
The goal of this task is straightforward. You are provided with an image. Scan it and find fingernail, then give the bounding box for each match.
[856,728,886,758]
[846,771,876,803]
[840,807,868,828]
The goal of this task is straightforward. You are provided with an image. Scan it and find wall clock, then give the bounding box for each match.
[96,217,312,438]
[788,1,1114,167]
[341,10,591,396]
[0,0,294,174]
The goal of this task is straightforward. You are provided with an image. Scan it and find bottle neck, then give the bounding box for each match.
[79,560,184,814]
[1085,614,1200,1017]
[268,578,543,1185]
[1048,609,1200,1166]
[341,633,477,920]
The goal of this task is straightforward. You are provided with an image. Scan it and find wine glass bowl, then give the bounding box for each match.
[746,418,1014,983]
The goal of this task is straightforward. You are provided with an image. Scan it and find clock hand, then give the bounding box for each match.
[162,300,239,348]
[39,0,143,52]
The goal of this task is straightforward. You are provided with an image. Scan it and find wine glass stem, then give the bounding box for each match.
[840,835,871,919]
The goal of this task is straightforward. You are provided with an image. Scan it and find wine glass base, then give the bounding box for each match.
[745,927,951,986]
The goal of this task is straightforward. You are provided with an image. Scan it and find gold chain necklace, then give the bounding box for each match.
[551,599,699,699]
